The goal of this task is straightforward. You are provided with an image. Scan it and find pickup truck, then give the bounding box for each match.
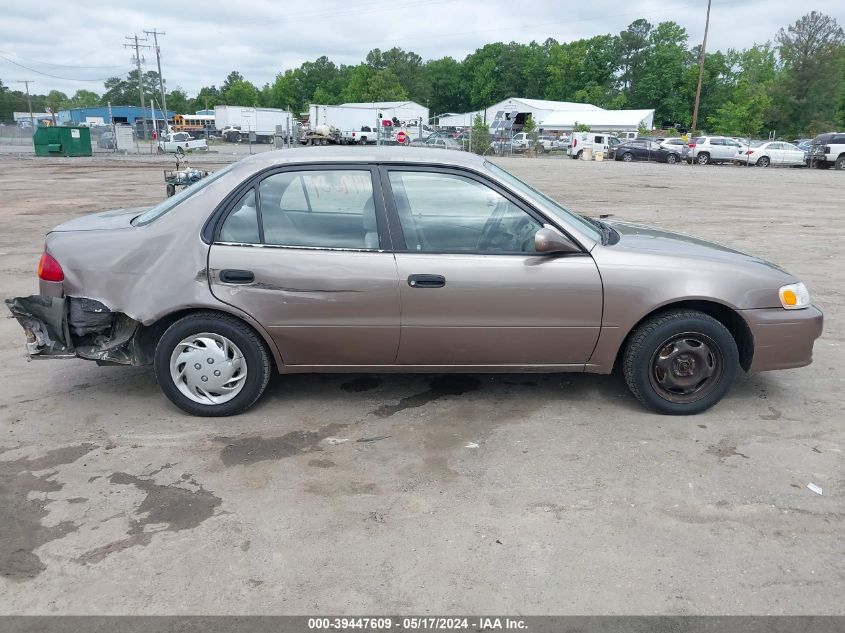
[342,126,379,145]
[157,132,208,154]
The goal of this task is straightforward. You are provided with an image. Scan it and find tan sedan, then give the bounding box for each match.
[6,147,822,416]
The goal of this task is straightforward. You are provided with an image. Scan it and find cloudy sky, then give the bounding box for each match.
[1,0,843,97]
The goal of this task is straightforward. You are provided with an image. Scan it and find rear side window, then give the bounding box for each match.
[832,135,845,144]
[219,169,378,250]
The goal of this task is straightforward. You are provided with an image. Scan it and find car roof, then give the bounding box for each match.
[237,145,488,170]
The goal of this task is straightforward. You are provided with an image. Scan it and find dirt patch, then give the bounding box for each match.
[705,439,750,461]
[372,375,481,418]
[0,443,97,580]
[76,471,221,565]
[216,423,347,466]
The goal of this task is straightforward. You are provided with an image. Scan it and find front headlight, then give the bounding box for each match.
[779,282,811,310]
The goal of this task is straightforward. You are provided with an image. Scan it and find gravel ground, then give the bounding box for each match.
[0,148,842,615]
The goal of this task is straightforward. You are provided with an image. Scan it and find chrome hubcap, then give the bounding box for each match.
[169,332,247,405]
[649,333,723,404]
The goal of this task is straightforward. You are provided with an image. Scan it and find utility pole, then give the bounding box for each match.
[124,34,151,146]
[690,0,712,142]
[144,29,169,133]
[16,80,35,130]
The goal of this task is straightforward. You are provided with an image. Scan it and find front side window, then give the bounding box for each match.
[388,171,541,254]
[218,169,378,250]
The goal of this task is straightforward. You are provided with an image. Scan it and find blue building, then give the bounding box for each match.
[56,105,174,126]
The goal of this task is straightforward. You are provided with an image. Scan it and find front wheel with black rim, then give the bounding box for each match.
[623,310,738,415]
[154,312,271,416]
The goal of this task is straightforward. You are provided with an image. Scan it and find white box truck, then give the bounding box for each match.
[214,106,293,144]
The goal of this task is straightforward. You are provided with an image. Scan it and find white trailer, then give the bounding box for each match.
[214,106,293,143]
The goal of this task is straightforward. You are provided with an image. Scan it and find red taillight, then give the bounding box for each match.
[352,132,356,137]
[688,143,696,148]
[745,150,754,155]
[38,251,64,282]
[572,139,577,147]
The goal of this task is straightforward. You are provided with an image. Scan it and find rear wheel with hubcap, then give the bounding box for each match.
[623,310,738,415]
[666,153,678,164]
[696,152,710,165]
[154,312,271,416]
[835,156,845,170]
[756,156,770,167]
[622,152,634,162]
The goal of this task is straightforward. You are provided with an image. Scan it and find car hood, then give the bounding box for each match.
[51,207,149,232]
[606,220,787,272]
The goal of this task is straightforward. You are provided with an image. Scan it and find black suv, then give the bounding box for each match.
[807,132,845,170]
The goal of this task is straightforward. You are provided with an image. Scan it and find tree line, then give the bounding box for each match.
[1,11,843,138]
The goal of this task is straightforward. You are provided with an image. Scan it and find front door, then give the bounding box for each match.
[208,167,400,366]
[382,167,603,366]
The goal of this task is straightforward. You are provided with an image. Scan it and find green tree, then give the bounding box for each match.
[470,113,490,154]
[166,88,190,114]
[223,80,259,106]
[102,70,161,106]
[425,57,466,116]
[772,11,845,135]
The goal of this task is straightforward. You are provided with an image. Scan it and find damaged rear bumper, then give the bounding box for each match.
[6,295,143,364]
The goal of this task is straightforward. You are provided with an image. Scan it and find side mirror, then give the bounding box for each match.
[534,227,581,254]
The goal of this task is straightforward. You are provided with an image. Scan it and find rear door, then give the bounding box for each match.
[208,165,400,366]
[381,166,603,366]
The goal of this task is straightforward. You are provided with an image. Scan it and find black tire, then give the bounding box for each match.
[622,152,634,162]
[835,156,845,170]
[623,310,738,415]
[756,156,770,167]
[696,152,710,165]
[154,312,271,417]
[666,153,679,164]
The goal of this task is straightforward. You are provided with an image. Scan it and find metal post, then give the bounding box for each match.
[16,80,35,131]
[144,29,169,133]
[124,34,151,148]
[690,0,711,141]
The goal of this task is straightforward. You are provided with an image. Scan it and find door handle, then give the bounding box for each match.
[408,274,445,288]
[219,269,255,284]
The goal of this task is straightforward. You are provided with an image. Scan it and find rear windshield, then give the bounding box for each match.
[133,163,235,226]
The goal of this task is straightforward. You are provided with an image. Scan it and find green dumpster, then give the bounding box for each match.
[33,126,92,157]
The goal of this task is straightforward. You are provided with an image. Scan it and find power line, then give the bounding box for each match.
[0,54,119,81]
[0,50,125,69]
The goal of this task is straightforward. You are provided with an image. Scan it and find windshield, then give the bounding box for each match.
[484,161,601,243]
[133,163,235,226]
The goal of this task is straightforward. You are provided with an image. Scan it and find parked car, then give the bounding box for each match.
[418,137,463,150]
[555,135,571,150]
[659,137,688,152]
[806,132,845,169]
[6,147,822,417]
[510,132,530,153]
[686,136,744,165]
[734,141,807,167]
[612,138,682,164]
[536,136,557,153]
[97,131,115,149]
[157,132,208,154]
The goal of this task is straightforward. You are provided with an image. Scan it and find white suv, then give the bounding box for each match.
[687,136,744,165]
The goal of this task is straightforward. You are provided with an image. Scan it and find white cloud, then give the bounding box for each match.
[1,0,843,96]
